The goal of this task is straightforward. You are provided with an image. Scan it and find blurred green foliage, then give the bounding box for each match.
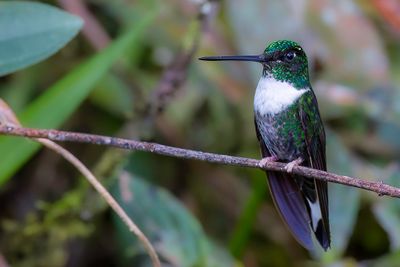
[0,8,155,183]
[111,157,237,267]
[1,0,400,267]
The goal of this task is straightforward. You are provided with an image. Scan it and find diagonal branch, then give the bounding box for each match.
[0,125,399,198]
[0,100,161,267]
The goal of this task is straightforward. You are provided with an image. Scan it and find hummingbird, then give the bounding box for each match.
[199,40,330,250]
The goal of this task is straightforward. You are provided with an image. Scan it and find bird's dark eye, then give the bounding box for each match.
[285,51,296,61]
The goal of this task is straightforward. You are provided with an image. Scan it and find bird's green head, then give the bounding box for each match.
[262,40,309,88]
[200,40,311,88]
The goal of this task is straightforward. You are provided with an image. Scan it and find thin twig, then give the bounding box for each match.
[0,100,161,267]
[1,125,400,198]
[150,1,211,115]
[38,139,161,267]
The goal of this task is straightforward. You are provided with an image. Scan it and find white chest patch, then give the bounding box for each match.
[254,77,309,115]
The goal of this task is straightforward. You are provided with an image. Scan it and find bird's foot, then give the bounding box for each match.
[259,156,278,168]
[285,157,303,173]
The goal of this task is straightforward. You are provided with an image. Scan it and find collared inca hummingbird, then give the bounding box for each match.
[200,40,330,250]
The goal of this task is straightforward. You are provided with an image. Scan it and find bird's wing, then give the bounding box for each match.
[255,118,313,250]
[298,91,330,250]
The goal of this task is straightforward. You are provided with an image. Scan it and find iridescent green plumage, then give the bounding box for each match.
[258,40,330,250]
[263,40,310,89]
[200,40,331,251]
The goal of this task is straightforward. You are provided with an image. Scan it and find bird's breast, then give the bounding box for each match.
[253,77,308,116]
[255,110,304,161]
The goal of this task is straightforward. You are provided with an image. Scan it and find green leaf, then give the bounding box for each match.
[0,1,83,76]
[0,12,156,185]
[111,164,237,267]
[112,173,207,266]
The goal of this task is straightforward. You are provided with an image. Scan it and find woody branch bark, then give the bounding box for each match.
[0,125,399,198]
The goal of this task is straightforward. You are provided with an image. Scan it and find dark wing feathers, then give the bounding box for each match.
[255,90,330,251]
[298,91,330,250]
[255,120,314,250]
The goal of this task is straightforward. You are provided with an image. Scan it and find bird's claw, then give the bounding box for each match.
[259,156,278,168]
[285,157,303,173]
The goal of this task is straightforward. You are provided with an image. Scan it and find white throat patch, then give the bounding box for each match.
[254,77,308,115]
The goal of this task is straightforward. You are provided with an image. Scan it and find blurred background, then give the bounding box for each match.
[1,0,400,266]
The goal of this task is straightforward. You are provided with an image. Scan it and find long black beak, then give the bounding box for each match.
[199,54,268,63]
